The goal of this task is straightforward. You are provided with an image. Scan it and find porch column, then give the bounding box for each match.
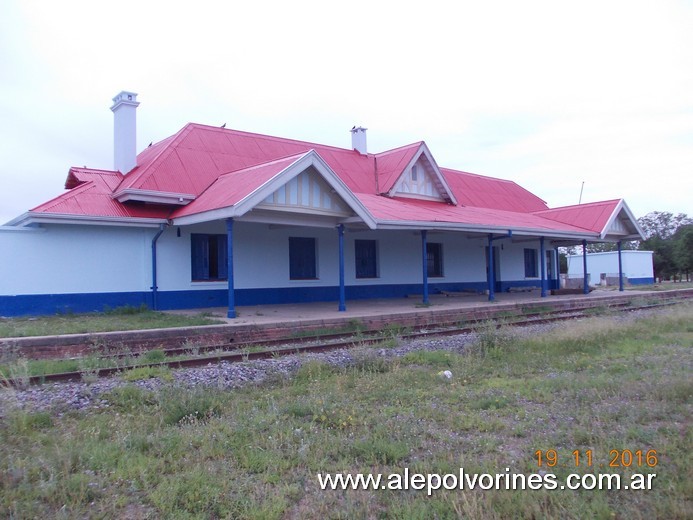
[488,234,495,302]
[540,236,547,298]
[582,239,589,294]
[617,240,624,292]
[226,218,236,318]
[337,224,346,311]
[421,230,429,305]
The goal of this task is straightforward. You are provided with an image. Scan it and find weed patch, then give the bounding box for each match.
[121,365,173,383]
[159,387,224,426]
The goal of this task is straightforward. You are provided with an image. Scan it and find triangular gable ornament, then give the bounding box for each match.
[386,143,457,205]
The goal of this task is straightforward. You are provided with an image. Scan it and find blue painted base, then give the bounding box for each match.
[0,278,564,317]
[628,277,655,285]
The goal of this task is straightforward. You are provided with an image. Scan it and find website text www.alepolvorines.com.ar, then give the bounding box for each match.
[317,467,657,496]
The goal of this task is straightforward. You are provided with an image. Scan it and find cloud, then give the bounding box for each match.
[0,0,691,224]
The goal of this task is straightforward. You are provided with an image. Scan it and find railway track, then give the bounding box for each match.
[1,298,686,387]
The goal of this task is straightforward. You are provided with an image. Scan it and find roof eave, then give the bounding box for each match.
[374,219,600,239]
[11,212,168,228]
[113,188,196,205]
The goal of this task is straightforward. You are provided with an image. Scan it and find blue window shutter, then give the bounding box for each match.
[217,235,228,280]
[191,234,210,280]
[524,248,537,277]
[355,240,377,278]
[289,237,316,279]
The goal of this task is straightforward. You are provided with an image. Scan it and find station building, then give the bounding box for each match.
[0,92,645,317]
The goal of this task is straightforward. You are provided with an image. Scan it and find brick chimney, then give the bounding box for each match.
[110,91,140,173]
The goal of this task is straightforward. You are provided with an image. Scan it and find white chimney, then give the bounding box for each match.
[350,126,367,154]
[110,91,140,173]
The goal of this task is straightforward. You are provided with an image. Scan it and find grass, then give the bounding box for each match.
[0,349,192,380]
[625,281,693,291]
[0,304,691,518]
[0,304,224,338]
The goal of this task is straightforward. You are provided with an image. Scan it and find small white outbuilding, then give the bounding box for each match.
[567,250,654,287]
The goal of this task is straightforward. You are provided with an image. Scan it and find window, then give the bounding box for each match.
[411,165,418,181]
[355,239,378,278]
[427,242,443,277]
[289,237,317,279]
[524,248,538,278]
[191,234,228,281]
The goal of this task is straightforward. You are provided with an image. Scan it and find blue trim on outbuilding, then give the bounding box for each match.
[627,277,655,285]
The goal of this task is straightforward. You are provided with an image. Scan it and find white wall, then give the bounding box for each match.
[0,225,150,295]
[1,221,564,301]
[567,251,654,281]
[156,223,552,291]
[491,239,555,283]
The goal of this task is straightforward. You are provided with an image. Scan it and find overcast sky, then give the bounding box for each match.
[1,0,691,225]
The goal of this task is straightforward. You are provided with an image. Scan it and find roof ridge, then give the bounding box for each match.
[533,199,621,213]
[69,167,121,175]
[217,151,309,178]
[32,181,95,212]
[440,166,518,183]
[374,141,424,156]
[114,124,195,193]
[187,123,363,155]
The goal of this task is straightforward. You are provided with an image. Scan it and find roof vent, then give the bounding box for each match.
[110,91,140,173]
[350,126,367,155]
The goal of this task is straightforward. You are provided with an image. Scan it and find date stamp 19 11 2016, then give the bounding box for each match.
[534,449,658,469]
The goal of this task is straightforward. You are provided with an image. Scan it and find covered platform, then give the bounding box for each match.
[163,287,666,327]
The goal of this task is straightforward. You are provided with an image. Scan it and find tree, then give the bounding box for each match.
[585,241,638,254]
[638,212,693,240]
[673,225,693,282]
[637,212,692,282]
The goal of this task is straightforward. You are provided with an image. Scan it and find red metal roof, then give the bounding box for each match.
[533,200,621,234]
[357,194,592,234]
[442,168,548,212]
[373,143,421,193]
[32,168,170,219]
[173,153,308,218]
[24,123,631,237]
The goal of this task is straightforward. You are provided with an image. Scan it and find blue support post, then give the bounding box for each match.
[582,239,589,294]
[488,234,495,302]
[226,218,236,318]
[540,236,547,297]
[617,240,624,292]
[337,224,346,311]
[421,230,429,305]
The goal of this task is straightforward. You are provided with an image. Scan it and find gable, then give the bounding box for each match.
[392,158,445,201]
[384,143,457,205]
[257,167,352,216]
[600,206,644,240]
